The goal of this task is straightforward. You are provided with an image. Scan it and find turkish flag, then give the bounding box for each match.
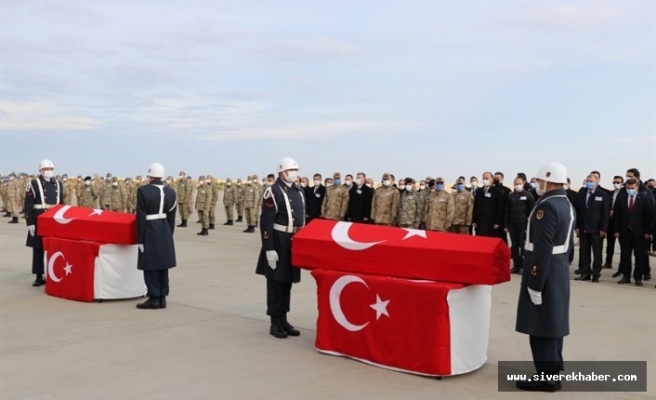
[312,269,491,376]
[38,205,136,245]
[294,219,510,285]
[43,237,98,302]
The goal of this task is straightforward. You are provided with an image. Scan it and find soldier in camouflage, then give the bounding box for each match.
[450,178,474,234]
[424,177,454,232]
[207,175,220,229]
[79,176,99,208]
[398,178,421,229]
[235,178,244,222]
[97,177,106,209]
[103,176,114,210]
[223,178,238,226]
[62,174,75,205]
[108,177,127,212]
[321,172,349,221]
[1,177,8,216]
[252,174,262,228]
[243,175,259,233]
[6,173,20,223]
[176,171,192,227]
[371,172,400,226]
[124,177,135,213]
[195,176,212,236]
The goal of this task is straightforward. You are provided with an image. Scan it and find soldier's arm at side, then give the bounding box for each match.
[260,189,276,251]
[136,188,147,244]
[59,182,65,205]
[167,190,177,233]
[390,190,400,225]
[24,182,36,226]
[446,196,454,229]
[340,191,349,221]
[320,193,327,218]
[526,203,557,292]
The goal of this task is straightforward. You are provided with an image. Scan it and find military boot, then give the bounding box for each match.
[8,217,18,224]
[270,316,288,339]
[243,226,252,233]
[177,220,187,228]
[281,314,300,336]
[197,228,209,236]
[223,220,233,226]
[32,275,44,287]
[209,224,215,230]
[136,297,160,310]
[3,212,11,217]
[159,296,167,309]
[236,216,243,222]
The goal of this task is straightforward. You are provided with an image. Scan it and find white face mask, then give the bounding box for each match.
[613,183,622,190]
[382,180,391,187]
[398,185,405,191]
[366,183,372,188]
[535,181,546,196]
[226,182,231,186]
[84,181,91,186]
[563,184,569,190]
[112,182,118,187]
[199,181,205,185]
[355,178,362,186]
[63,178,67,182]
[482,179,490,187]
[42,170,54,179]
[326,183,333,187]
[514,185,523,192]
[9,176,14,181]
[530,182,537,188]
[470,182,477,188]
[301,182,307,187]
[419,185,425,190]
[284,170,298,183]
[313,180,321,186]
[345,180,352,186]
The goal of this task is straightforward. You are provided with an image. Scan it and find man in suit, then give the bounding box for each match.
[346,172,373,223]
[468,176,480,235]
[517,172,537,200]
[494,172,511,244]
[472,172,504,238]
[574,174,610,282]
[623,168,655,281]
[606,176,624,271]
[306,173,326,223]
[613,178,653,287]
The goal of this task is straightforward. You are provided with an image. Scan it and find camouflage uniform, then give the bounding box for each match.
[253,174,262,227]
[131,175,144,213]
[124,179,135,213]
[75,179,84,206]
[97,178,106,209]
[0,178,8,214]
[6,176,20,218]
[62,177,75,205]
[208,176,220,228]
[450,187,474,234]
[176,172,193,226]
[371,173,400,226]
[103,179,114,210]
[398,188,422,228]
[424,182,454,232]
[195,176,212,234]
[80,181,99,208]
[223,179,238,225]
[321,172,349,220]
[243,176,259,232]
[235,179,244,222]
[108,177,127,212]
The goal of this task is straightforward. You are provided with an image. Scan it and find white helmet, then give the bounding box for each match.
[277,157,299,173]
[147,163,165,178]
[39,159,54,170]
[536,162,568,184]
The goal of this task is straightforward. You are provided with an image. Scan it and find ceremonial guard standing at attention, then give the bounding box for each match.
[136,163,177,310]
[25,160,64,287]
[516,162,575,392]
[255,157,305,339]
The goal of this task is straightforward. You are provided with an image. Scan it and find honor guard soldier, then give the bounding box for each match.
[136,163,177,310]
[25,160,64,286]
[255,157,305,339]
[515,162,575,392]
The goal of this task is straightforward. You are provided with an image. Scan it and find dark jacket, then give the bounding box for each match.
[505,190,535,226]
[575,188,610,234]
[613,191,653,237]
[136,180,177,271]
[25,176,64,249]
[472,186,504,237]
[346,184,373,222]
[306,185,326,220]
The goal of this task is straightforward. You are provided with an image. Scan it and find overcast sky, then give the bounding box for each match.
[1,0,654,186]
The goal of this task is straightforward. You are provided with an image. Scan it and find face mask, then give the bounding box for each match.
[63,178,67,182]
[470,182,477,188]
[344,180,352,186]
[355,178,362,186]
[563,184,569,190]
[226,182,231,186]
[493,178,500,185]
[535,181,546,196]
[301,182,307,188]
[482,179,490,187]
[179,175,184,179]
[326,183,333,187]
[419,185,425,190]
[366,183,372,188]
[530,182,537,188]
[457,184,464,191]
[85,181,91,186]
[333,179,341,185]
[585,182,595,190]
[515,185,523,192]
[436,183,444,191]
[42,170,54,179]
[382,180,391,187]
[313,180,321,186]
[285,170,298,183]
[626,188,637,196]
[112,182,118,187]
[613,183,622,190]
[398,185,405,191]
[252,180,258,184]
[9,177,14,181]
[625,177,632,181]
[199,181,205,185]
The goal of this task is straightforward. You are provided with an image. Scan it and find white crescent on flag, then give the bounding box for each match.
[53,205,77,224]
[329,275,391,331]
[47,251,65,283]
[331,222,386,251]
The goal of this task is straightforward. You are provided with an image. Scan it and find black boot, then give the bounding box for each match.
[196,219,201,223]
[510,267,521,274]
[236,216,243,222]
[255,222,258,228]
[136,297,161,309]
[160,296,167,309]
[227,220,234,226]
[32,275,44,287]
[270,316,288,339]
[177,220,187,228]
[249,226,256,233]
[3,212,10,217]
[9,217,18,224]
[209,224,215,230]
[223,220,231,226]
[281,314,300,336]
[197,228,209,236]
[243,226,252,233]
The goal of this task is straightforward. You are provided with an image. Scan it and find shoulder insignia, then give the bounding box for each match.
[531,265,537,276]
[536,210,544,220]
[263,231,269,239]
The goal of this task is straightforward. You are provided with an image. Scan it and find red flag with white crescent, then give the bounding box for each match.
[43,237,98,302]
[38,205,136,244]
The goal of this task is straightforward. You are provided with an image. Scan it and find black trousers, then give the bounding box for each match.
[579,232,603,277]
[267,279,292,317]
[497,227,508,245]
[508,223,527,269]
[143,270,169,298]
[619,232,646,281]
[605,219,617,265]
[530,335,564,374]
[32,248,45,276]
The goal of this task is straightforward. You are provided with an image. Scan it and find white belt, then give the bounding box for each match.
[524,243,567,254]
[273,223,302,234]
[33,204,57,210]
[146,213,167,220]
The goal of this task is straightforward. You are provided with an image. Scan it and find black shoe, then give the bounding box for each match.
[8,217,18,224]
[196,220,201,223]
[3,213,10,217]
[603,263,612,269]
[137,297,160,309]
[574,269,582,274]
[236,217,243,222]
[209,224,215,230]
[249,226,256,233]
[515,380,560,392]
[612,271,622,278]
[270,316,288,339]
[644,275,652,281]
[635,280,643,287]
[575,275,591,281]
[177,220,187,228]
[32,276,44,287]
[243,226,251,233]
[618,277,631,284]
[227,220,234,226]
[510,267,521,274]
[160,296,167,309]
[591,276,600,283]
[255,222,258,228]
[281,314,300,337]
[197,228,208,236]
[223,221,231,226]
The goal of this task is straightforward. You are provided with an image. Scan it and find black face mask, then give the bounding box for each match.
[493,179,500,185]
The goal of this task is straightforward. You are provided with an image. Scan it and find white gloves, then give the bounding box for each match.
[528,288,542,305]
[28,225,35,237]
[138,244,144,253]
[266,250,279,270]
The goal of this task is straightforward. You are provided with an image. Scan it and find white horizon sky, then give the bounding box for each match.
[1,0,655,187]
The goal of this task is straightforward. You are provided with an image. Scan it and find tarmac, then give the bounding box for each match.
[1,213,655,400]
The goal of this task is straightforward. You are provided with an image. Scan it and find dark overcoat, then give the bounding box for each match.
[25,176,64,249]
[136,180,177,271]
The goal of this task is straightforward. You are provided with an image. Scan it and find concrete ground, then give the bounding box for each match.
[1,214,655,400]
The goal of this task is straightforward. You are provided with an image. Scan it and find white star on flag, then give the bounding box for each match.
[402,228,427,240]
[63,263,73,275]
[89,209,103,216]
[370,295,390,320]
